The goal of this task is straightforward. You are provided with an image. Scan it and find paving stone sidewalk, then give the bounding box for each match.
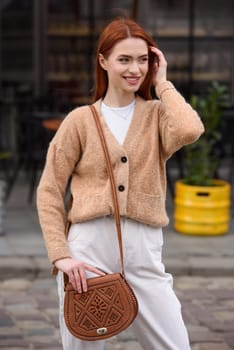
[0,276,234,350]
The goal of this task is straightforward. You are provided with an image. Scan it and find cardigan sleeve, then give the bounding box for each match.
[37,112,81,264]
[156,81,204,159]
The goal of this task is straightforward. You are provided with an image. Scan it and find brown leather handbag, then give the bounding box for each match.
[63,105,138,341]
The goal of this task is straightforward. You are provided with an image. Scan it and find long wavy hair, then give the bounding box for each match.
[93,17,157,102]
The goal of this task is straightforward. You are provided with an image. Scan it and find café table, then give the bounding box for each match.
[42,118,63,131]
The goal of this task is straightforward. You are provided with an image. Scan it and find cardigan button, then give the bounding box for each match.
[118,185,125,192]
[121,156,127,163]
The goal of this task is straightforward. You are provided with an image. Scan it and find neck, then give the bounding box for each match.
[103,90,136,107]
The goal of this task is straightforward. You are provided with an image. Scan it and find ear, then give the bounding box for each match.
[99,54,107,70]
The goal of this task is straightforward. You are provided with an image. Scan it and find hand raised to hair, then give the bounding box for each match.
[55,257,105,293]
[150,47,167,87]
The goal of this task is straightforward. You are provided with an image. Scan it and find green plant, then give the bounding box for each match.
[183,81,230,186]
[0,151,11,160]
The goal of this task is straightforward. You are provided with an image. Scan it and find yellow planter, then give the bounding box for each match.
[174,179,231,235]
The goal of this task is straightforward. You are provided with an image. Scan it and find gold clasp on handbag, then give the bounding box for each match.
[97,327,107,335]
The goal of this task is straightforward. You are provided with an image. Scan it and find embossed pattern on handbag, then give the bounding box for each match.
[64,273,138,340]
[63,105,138,340]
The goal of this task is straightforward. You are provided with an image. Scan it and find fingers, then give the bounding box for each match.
[150,47,167,65]
[68,266,87,293]
[67,262,106,294]
[78,267,87,293]
[55,257,106,293]
[70,268,83,293]
[150,46,167,86]
[88,265,106,276]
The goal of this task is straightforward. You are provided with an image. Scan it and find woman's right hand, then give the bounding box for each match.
[55,257,106,293]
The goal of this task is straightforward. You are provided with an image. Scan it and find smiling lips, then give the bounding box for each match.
[124,76,141,85]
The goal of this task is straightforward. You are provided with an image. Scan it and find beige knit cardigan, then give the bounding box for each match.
[37,81,204,263]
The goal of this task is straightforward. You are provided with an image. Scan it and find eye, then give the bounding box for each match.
[139,56,148,64]
[118,57,130,63]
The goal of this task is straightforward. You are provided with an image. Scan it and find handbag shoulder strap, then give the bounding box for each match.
[89,105,125,279]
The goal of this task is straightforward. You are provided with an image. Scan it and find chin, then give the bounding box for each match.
[124,85,140,93]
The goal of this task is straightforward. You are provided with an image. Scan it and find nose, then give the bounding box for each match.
[128,61,140,74]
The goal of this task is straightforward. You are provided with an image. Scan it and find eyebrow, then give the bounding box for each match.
[118,54,148,58]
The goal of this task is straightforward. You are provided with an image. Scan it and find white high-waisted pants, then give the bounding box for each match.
[56,217,191,350]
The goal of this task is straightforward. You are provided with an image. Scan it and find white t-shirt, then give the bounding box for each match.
[101,100,135,145]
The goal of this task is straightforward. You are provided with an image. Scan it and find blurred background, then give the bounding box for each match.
[1,3,234,349]
[0,0,234,203]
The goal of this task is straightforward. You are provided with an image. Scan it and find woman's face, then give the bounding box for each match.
[99,37,149,96]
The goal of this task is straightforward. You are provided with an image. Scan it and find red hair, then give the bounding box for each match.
[93,17,157,102]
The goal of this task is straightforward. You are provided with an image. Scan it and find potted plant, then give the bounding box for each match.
[174,81,231,235]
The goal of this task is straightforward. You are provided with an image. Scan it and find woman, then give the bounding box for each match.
[37,17,204,350]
